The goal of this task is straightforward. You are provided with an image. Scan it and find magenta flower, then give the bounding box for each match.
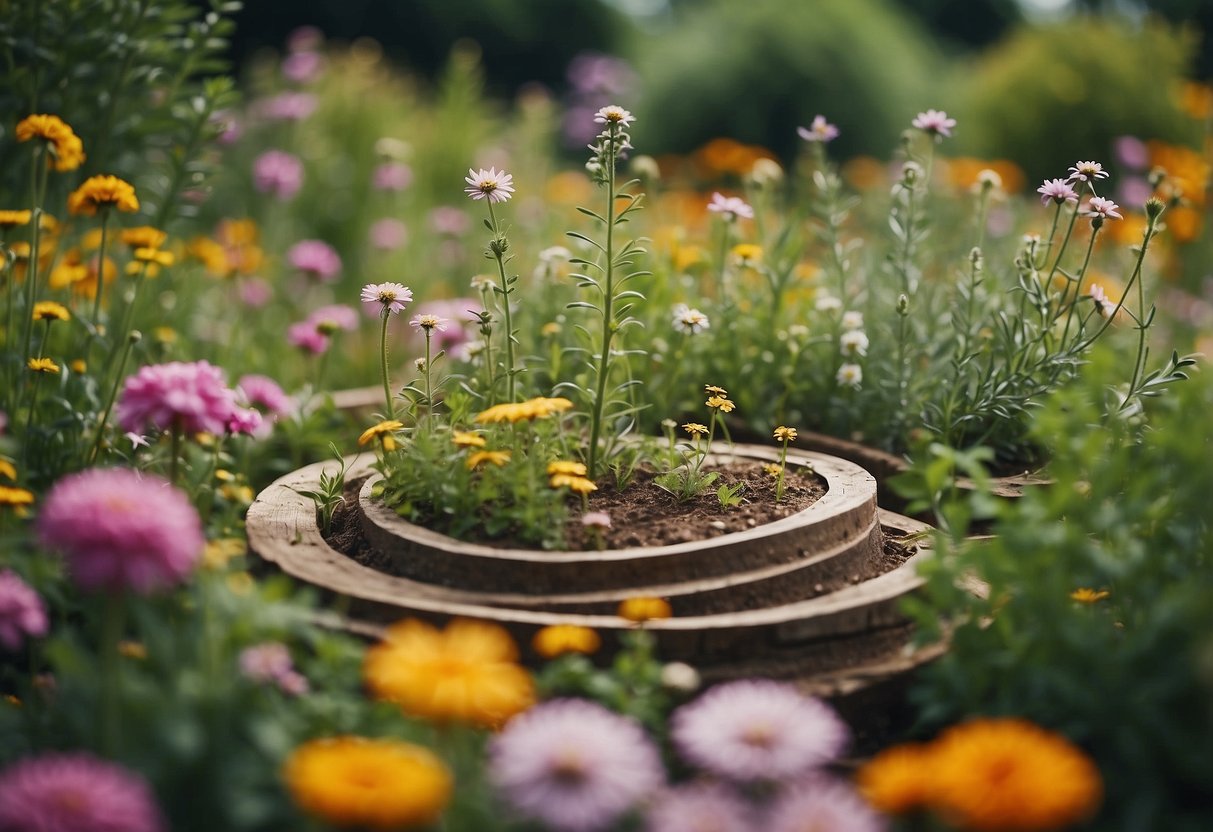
[1067,160,1110,183]
[308,304,359,334]
[369,217,409,251]
[593,105,635,128]
[287,320,329,355]
[670,680,848,782]
[373,161,414,192]
[252,150,303,200]
[226,407,263,437]
[1037,178,1079,206]
[1083,196,1123,220]
[797,115,839,143]
[0,753,165,832]
[117,360,239,436]
[645,782,752,832]
[464,167,516,203]
[912,109,956,138]
[489,699,664,832]
[282,50,323,84]
[213,111,243,146]
[257,91,317,122]
[361,282,413,316]
[238,277,272,308]
[0,570,48,652]
[236,374,292,417]
[287,239,342,282]
[38,469,204,594]
[239,642,310,696]
[763,777,886,832]
[706,193,754,222]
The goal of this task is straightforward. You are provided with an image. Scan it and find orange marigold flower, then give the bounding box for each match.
[856,743,936,815]
[532,624,602,659]
[451,430,486,448]
[358,420,404,452]
[0,460,16,481]
[120,226,167,250]
[617,597,672,622]
[476,396,574,424]
[284,736,452,830]
[363,618,534,728]
[32,301,69,322]
[467,450,511,469]
[15,114,86,171]
[67,175,139,216]
[0,486,35,507]
[930,718,1102,831]
[1070,588,1110,604]
[0,210,32,229]
[186,236,230,277]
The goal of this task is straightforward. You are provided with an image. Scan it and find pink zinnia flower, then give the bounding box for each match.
[282,50,323,84]
[369,217,409,251]
[287,239,342,282]
[252,150,303,200]
[238,277,272,308]
[429,206,472,235]
[37,468,204,594]
[670,680,848,782]
[912,109,956,138]
[226,407,263,437]
[287,320,329,355]
[464,167,516,203]
[706,193,753,222]
[117,360,239,436]
[797,115,839,143]
[308,304,359,334]
[0,753,165,832]
[373,162,413,192]
[763,777,886,832]
[1067,160,1110,183]
[489,699,664,832]
[645,783,753,832]
[0,570,48,652]
[1037,178,1079,206]
[257,91,317,122]
[1083,196,1123,220]
[360,282,412,316]
[236,374,292,417]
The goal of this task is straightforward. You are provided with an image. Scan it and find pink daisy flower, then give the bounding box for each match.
[0,569,48,652]
[308,304,359,334]
[912,108,956,138]
[645,782,753,832]
[797,115,839,143]
[360,282,412,316]
[581,511,612,529]
[1083,196,1123,220]
[489,699,664,832]
[429,206,472,235]
[1089,284,1117,318]
[1067,160,1110,183]
[287,240,342,283]
[670,680,848,783]
[369,217,409,251]
[236,374,292,417]
[763,777,886,832]
[37,468,204,594]
[372,161,413,192]
[1037,178,1079,206]
[225,407,263,437]
[287,320,329,355]
[706,193,754,222]
[409,314,450,332]
[116,360,239,436]
[593,105,635,128]
[252,149,303,200]
[464,167,515,203]
[0,753,165,832]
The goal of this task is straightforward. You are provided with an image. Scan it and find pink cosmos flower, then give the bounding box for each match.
[372,162,414,192]
[239,642,310,696]
[238,277,272,308]
[1114,136,1149,170]
[1037,178,1079,206]
[1083,196,1123,220]
[38,468,204,594]
[361,282,412,316]
[0,753,165,832]
[1089,284,1117,318]
[763,777,886,832]
[429,206,472,235]
[257,91,318,122]
[797,115,839,143]
[369,217,409,251]
[670,679,848,782]
[287,320,329,354]
[213,111,243,146]
[308,304,359,334]
[287,239,342,282]
[412,300,476,350]
[464,167,516,203]
[489,699,664,832]
[645,783,753,832]
[706,193,753,222]
[0,570,48,652]
[912,109,956,138]
[252,150,303,201]
[1067,160,1110,183]
[282,50,323,84]
[236,375,291,417]
[117,360,239,436]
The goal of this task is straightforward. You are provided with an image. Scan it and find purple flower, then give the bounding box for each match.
[238,278,272,308]
[912,109,956,139]
[763,777,886,832]
[37,469,204,594]
[287,240,342,282]
[239,642,310,696]
[213,111,243,146]
[797,115,839,143]
[1037,178,1079,206]
[257,91,317,122]
[282,50,323,84]
[0,753,165,832]
[568,53,635,97]
[489,699,664,832]
[1114,135,1149,170]
[1067,160,1110,183]
[252,150,303,201]
[0,570,48,652]
[373,162,413,192]
[369,217,409,251]
[360,282,412,316]
[287,321,329,355]
[1118,176,1154,209]
[706,193,754,222]
[236,374,292,417]
[464,167,515,204]
[1083,196,1123,220]
[645,783,752,832]
[670,680,848,782]
[308,304,359,334]
[287,25,323,53]
[429,206,472,236]
[117,360,239,436]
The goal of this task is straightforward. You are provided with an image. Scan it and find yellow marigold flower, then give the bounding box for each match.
[27,357,59,374]
[363,618,535,728]
[133,247,174,267]
[186,236,230,277]
[1070,588,1110,604]
[120,226,167,250]
[69,360,87,374]
[763,462,782,477]
[284,736,453,831]
[67,175,139,216]
[683,422,708,438]
[467,450,511,469]
[0,460,16,481]
[731,243,763,266]
[857,743,936,815]
[704,384,727,396]
[0,210,32,228]
[15,114,86,171]
[153,326,177,344]
[532,624,602,659]
[358,420,404,451]
[546,460,587,476]
[773,425,798,442]
[48,250,89,290]
[549,473,597,494]
[451,430,486,448]
[617,597,673,622]
[31,301,69,322]
[930,718,1102,832]
[705,395,736,413]
[0,486,35,507]
[117,641,147,660]
[476,396,574,424]
[220,484,255,504]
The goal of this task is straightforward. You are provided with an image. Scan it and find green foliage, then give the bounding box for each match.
[904,349,1213,830]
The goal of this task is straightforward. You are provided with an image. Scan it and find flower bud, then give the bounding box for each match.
[1144,197,1166,221]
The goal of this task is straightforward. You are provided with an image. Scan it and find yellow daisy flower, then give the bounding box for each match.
[0,210,32,229]
[532,624,602,659]
[706,395,736,413]
[67,175,139,216]
[773,425,798,442]
[31,301,69,322]
[451,431,486,448]
[15,114,86,171]
[27,357,59,374]
[358,420,404,451]
[546,460,587,476]
[617,597,673,622]
[467,450,511,469]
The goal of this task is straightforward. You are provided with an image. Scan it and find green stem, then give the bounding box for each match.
[486,201,516,402]
[379,310,395,420]
[1058,224,1100,348]
[478,285,495,397]
[424,329,433,421]
[88,210,113,338]
[108,262,149,380]
[1039,202,1064,271]
[20,146,49,371]
[169,422,182,487]
[1047,202,1080,288]
[587,131,619,480]
[100,592,126,755]
[90,332,138,464]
